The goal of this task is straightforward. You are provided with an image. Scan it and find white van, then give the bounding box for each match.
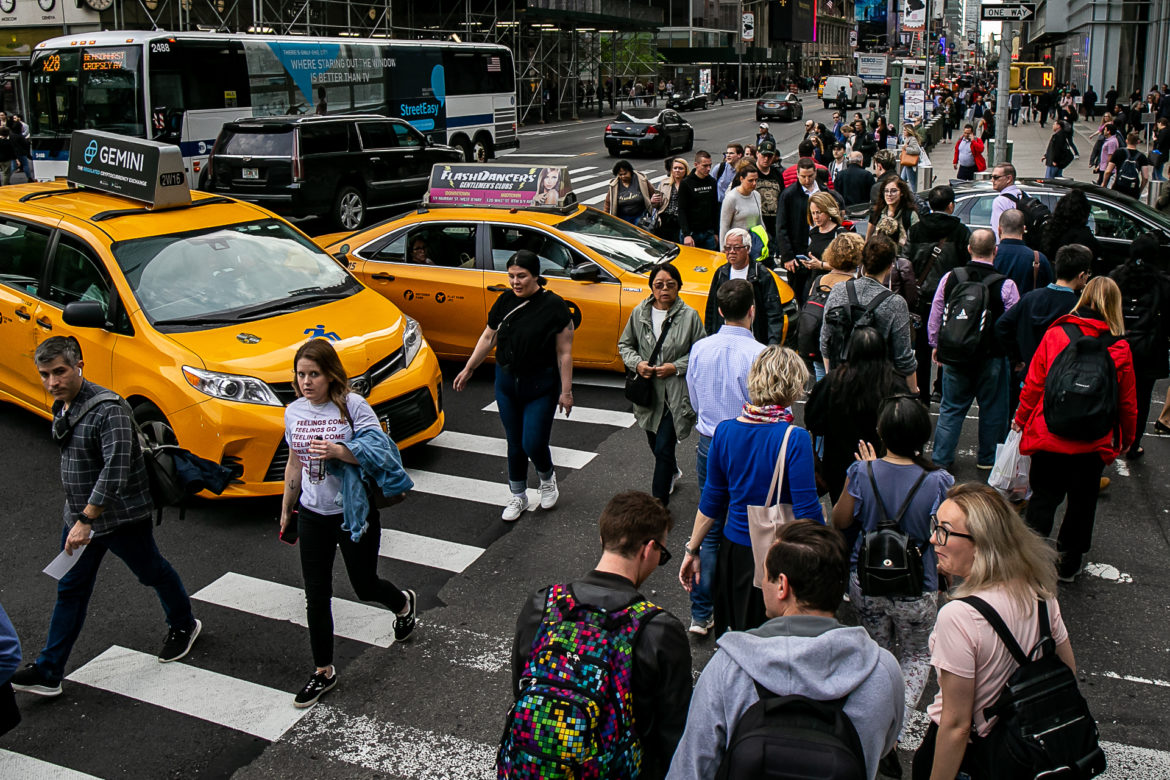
[822,76,868,109]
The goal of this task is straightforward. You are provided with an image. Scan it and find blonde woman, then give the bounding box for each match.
[913,483,1075,779]
[804,191,848,270]
[653,157,690,242]
[677,347,823,636]
[1012,276,1137,582]
[899,123,922,192]
[803,232,863,381]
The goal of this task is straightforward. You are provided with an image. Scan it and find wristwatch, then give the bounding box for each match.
[77,512,95,523]
[685,544,701,556]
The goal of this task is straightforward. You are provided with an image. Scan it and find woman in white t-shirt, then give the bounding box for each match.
[913,482,1075,780]
[280,338,417,709]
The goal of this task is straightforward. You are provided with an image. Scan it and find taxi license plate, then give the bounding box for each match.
[622,140,634,146]
[242,167,259,179]
[379,415,390,434]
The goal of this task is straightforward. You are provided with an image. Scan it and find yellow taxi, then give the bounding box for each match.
[315,164,797,372]
[0,130,444,498]
[818,77,828,99]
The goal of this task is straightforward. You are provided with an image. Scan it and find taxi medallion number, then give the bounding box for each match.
[379,415,391,434]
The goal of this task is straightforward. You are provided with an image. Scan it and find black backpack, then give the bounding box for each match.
[715,683,867,780]
[935,266,1006,366]
[909,236,959,314]
[1119,283,1161,365]
[960,597,1106,780]
[857,463,928,598]
[1114,149,1142,195]
[1043,323,1120,442]
[822,279,894,364]
[795,279,836,362]
[1003,192,1052,252]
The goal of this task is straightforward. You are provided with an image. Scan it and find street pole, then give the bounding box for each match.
[738,0,744,100]
[992,22,1012,167]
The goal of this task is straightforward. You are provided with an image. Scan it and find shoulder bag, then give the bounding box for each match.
[746,425,798,588]
[624,314,673,407]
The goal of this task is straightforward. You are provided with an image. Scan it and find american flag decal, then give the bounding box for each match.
[487,56,501,72]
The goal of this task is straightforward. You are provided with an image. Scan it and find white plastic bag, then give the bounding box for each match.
[989,429,1030,501]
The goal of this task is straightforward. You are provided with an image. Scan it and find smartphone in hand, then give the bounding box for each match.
[279,511,299,545]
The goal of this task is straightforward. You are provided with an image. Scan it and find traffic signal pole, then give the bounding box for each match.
[991,22,1013,168]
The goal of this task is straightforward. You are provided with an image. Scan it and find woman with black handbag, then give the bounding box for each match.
[831,395,954,778]
[618,263,705,505]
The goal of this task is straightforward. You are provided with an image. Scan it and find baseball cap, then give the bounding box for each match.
[757,140,777,156]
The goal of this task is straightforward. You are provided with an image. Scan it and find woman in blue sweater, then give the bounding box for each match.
[678,346,823,636]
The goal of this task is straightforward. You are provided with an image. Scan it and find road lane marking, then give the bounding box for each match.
[1094,671,1170,688]
[379,528,486,572]
[66,646,307,741]
[424,624,511,673]
[569,166,598,174]
[192,573,397,647]
[502,152,576,157]
[0,750,102,780]
[404,469,538,513]
[426,430,596,469]
[1084,562,1134,583]
[483,401,635,428]
[573,372,626,389]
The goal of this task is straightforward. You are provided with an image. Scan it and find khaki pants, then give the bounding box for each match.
[0,160,12,186]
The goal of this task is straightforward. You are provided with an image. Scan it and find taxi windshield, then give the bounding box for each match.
[112,220,360,328]
[554,209,679,271]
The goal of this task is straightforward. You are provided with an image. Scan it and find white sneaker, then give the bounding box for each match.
[670,466,683,494]
[502,493,529,522]
[539,474,559,510]
[688,617,714,636]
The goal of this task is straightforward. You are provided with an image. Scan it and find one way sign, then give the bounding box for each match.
[980,4,1036,20]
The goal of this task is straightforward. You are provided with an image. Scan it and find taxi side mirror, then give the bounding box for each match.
[63,301,108,329]
[569,263,600,283]
[333,243,351,263]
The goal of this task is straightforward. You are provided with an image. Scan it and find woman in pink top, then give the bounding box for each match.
[912,483,1076,780]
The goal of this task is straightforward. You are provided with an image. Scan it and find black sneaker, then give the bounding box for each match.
[879,748,904,778]
[10,663,62,697]
[1058,553,1085,583]
[394,589,417,642]
[293,669,338,709]
[159,618,202,663]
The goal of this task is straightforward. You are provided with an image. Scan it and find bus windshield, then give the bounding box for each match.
[29,47,144,138]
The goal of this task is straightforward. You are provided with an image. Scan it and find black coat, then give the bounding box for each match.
[834,164,875,207]
[703,259,786,344]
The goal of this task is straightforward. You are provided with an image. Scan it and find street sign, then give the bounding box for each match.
[904,89,926,121]
[980,4,1035,20]
[742,12,755,41]
[849,29,858,48]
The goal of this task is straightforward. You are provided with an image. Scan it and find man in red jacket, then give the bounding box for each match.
[952,124,985,181]
[1011,280,1137,582]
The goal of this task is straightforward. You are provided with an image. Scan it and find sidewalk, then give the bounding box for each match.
[928,118,1101,182]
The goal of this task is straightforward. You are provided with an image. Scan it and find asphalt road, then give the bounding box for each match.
[2,101,1170,778]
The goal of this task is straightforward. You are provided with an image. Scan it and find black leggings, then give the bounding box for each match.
[1133,372,1157,450]
[298,504,407,667]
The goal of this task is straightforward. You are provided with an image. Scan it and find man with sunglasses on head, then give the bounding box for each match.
[502,491,691,779]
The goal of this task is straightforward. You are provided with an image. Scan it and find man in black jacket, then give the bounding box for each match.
[833,151,875,206]
[703,228,785,344]
[678,150,720,250]
[906,185,971,404]
[507,491,691,779]
[776,158,844,306]
[1043,119,1075,177]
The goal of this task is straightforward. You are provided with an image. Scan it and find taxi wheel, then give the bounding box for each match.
[132,402,178,447]
[334,186,366,231]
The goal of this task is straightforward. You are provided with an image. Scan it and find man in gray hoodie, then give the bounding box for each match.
[666,520,904,780]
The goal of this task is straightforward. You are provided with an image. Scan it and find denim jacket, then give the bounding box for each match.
[328,427,414,541]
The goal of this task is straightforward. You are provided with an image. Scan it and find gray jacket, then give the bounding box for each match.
[665,615,904,780]
[820,276,917,377]
[618,296,706,440]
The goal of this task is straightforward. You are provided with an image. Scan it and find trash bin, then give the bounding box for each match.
[1147,179,1166,208]
[919,162,934,191]
[986,139,1014,164]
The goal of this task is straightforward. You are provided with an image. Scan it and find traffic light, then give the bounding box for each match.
[937,53,946,67]
[1024,66,1055,92]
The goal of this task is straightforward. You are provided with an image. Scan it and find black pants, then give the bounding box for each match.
[645,409,678,505]
[1133,372,1157,451]
[1025,451,1106,558]
[713,537,767,638]
[914,319,934,405]
[912,721,983,779]
[298,504,406,667]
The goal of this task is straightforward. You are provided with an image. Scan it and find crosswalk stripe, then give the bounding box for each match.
[379,528,486,572]
[0,750,103,780]
[66,646,307,741]
[571,177,617,195]
[404,469,538,513]
[483,400,635,428]
[192,573,397,647]
[569,166,598,174]
[573,372,627,389]
[426,430,596,469]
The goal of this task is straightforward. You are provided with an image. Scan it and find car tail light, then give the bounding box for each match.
[757,101,764,106]
[646,126,658,135]
[605,124,612,132]
[291,130,303,182]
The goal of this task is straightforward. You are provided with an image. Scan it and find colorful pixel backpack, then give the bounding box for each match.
[497,584,661,779]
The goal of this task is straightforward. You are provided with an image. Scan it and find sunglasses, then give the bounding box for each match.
[649,539,672,566]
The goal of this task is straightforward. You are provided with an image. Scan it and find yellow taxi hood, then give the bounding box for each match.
[664,245,795,304]
[161,290,406,381]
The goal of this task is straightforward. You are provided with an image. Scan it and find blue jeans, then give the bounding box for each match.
[901,165,918,192]
[689,229,718,251]
[646,408,678,504]
[495,366,559,494]
[690,434,725,623]
[36,521,194,682]
[931,357,1010,468]
[1045,165,1064,178]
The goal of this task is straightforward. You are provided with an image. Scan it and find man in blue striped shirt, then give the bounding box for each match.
[683,279,764,636]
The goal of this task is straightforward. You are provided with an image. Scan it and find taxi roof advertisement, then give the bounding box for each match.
[427,164,573,208]
[68,130,191,209]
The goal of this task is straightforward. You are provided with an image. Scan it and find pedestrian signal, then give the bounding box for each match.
[1025,66,1055,92]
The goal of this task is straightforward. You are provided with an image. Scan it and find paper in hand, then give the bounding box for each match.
[43,528,95,580]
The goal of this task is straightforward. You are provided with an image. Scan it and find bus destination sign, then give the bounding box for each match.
[67,130,191,208]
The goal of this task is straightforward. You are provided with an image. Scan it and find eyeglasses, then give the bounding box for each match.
[883,188,901,195]
[990,174,1007,180]
[724,244,747,252]
[930,515,975,546]
[649,539,672,566]
[652,281,679,290]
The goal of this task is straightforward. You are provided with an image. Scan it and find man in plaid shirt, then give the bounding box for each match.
[10,337,201,698]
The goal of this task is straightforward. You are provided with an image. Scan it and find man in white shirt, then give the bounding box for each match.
[685,278,764,636]
[989,162,1023,243]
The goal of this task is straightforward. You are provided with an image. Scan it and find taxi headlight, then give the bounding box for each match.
[403,316,424,367]
[182,366,283,406]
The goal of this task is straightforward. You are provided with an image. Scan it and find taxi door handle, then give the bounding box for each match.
[487,284,509,292]
[368,156,381,162]
[36,316,53,330]
[371,273,395,281]
[14,308,31,320]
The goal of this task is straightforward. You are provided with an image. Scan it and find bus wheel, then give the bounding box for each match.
[472,134,495,162]
[334,186,366,231]
[454,136,474,162]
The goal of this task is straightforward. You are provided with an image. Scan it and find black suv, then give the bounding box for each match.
[198,115,461,230]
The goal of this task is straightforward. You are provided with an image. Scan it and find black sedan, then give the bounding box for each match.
[756,92,804,122]
[604,109,695,158]
[667,91,709,111]
[846,178,1170,270]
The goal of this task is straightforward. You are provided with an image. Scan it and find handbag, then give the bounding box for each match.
[899,147,920,168]
[624,314,673,407]
[746,425,797,588]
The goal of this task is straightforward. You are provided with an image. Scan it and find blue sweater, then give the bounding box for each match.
[700,420,823,546]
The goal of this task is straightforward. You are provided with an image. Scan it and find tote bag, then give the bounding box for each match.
[746,425,798,588]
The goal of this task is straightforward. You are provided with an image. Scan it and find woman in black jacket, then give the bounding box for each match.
[1042,190,1106,275]
[852,119,877,167]
[1109,233,1170,457]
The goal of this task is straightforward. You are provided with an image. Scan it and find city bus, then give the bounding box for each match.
[27,31,518,183]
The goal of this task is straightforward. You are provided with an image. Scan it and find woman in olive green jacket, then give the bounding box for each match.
[618,263,707,504]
